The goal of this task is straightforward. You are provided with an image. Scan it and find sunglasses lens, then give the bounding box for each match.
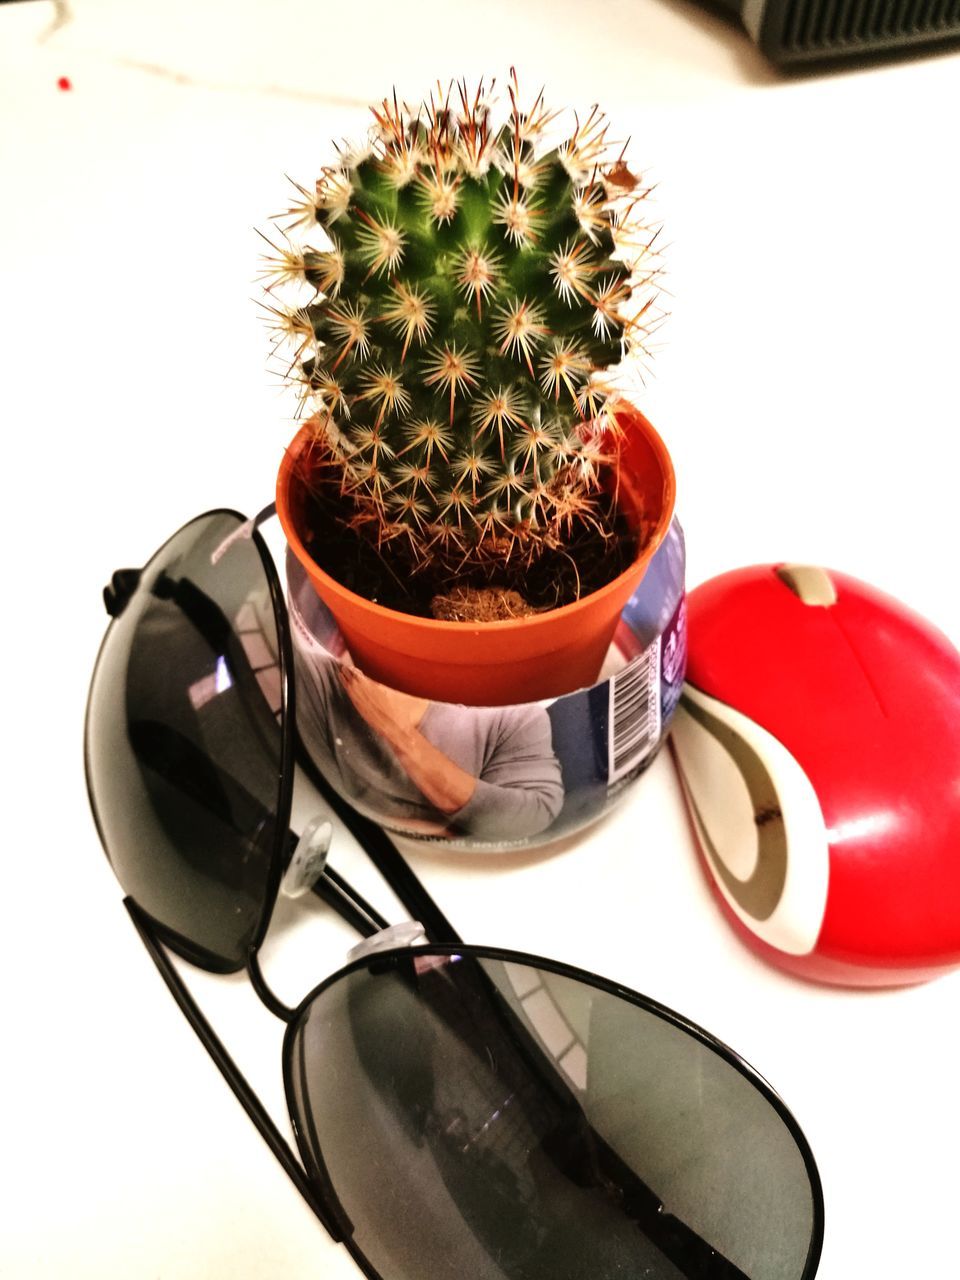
[85,512,291,970]
[289,950,819,1280]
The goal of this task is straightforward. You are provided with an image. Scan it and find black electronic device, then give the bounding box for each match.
[715,0,960,62]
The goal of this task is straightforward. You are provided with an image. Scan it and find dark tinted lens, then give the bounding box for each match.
[289,950,820,1280]
[85,512,291,970]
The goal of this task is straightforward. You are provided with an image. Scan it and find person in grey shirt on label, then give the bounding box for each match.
[292,612,565,843]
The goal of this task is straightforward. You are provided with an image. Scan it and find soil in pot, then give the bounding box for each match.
[289,445,641,621]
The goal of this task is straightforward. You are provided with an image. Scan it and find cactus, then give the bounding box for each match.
[262,74,661,592]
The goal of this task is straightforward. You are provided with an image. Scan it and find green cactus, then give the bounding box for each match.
[262,74,661,585]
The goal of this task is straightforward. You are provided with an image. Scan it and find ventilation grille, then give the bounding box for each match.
[774,0,960,56]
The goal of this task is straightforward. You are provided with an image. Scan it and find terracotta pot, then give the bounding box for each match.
[276,401,676,706]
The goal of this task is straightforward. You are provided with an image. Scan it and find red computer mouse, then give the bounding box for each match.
[670,563,960,987]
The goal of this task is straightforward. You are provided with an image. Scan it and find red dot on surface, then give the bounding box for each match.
[57,76,72,91]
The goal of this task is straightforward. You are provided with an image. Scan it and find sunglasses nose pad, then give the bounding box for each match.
[103,568,142,617]
[281,815,334,899]
[346,920,428,963]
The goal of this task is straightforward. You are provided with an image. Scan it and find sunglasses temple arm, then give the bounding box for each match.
[295,733,463,946]
[312,863,390,938]
[123,897,345,1243]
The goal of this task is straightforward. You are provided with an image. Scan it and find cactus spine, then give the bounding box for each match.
[263,74,661,583]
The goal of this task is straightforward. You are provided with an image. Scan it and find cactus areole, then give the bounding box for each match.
[267,76,675,703]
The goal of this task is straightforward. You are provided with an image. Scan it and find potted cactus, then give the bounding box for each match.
[266,75,675,705]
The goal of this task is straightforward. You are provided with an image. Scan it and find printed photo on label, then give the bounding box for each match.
[288,520,687,852]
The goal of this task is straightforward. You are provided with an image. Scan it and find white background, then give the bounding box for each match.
[2,2,958,1277]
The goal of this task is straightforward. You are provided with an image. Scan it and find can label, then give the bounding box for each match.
[289,520,687,853]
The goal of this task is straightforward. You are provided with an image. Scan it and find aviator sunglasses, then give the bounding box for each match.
[84,507,824,1280]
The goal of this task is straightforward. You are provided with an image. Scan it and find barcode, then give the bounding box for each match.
[608,641,661,782]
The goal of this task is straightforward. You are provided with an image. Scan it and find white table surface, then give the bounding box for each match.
[3,2,959,1277]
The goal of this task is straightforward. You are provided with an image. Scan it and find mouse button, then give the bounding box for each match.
[684,569,794,685]
[685,571,863,733]
[775,564,838,607]
[829,574,960,726]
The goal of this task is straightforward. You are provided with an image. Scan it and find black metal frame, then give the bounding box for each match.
[88,508,825,1280]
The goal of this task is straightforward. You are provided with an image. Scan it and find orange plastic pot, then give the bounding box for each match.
[277,401,676,706]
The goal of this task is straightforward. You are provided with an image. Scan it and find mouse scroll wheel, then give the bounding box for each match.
[775,564,838,606]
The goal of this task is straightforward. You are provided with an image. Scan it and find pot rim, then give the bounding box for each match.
[276,399,676,636]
